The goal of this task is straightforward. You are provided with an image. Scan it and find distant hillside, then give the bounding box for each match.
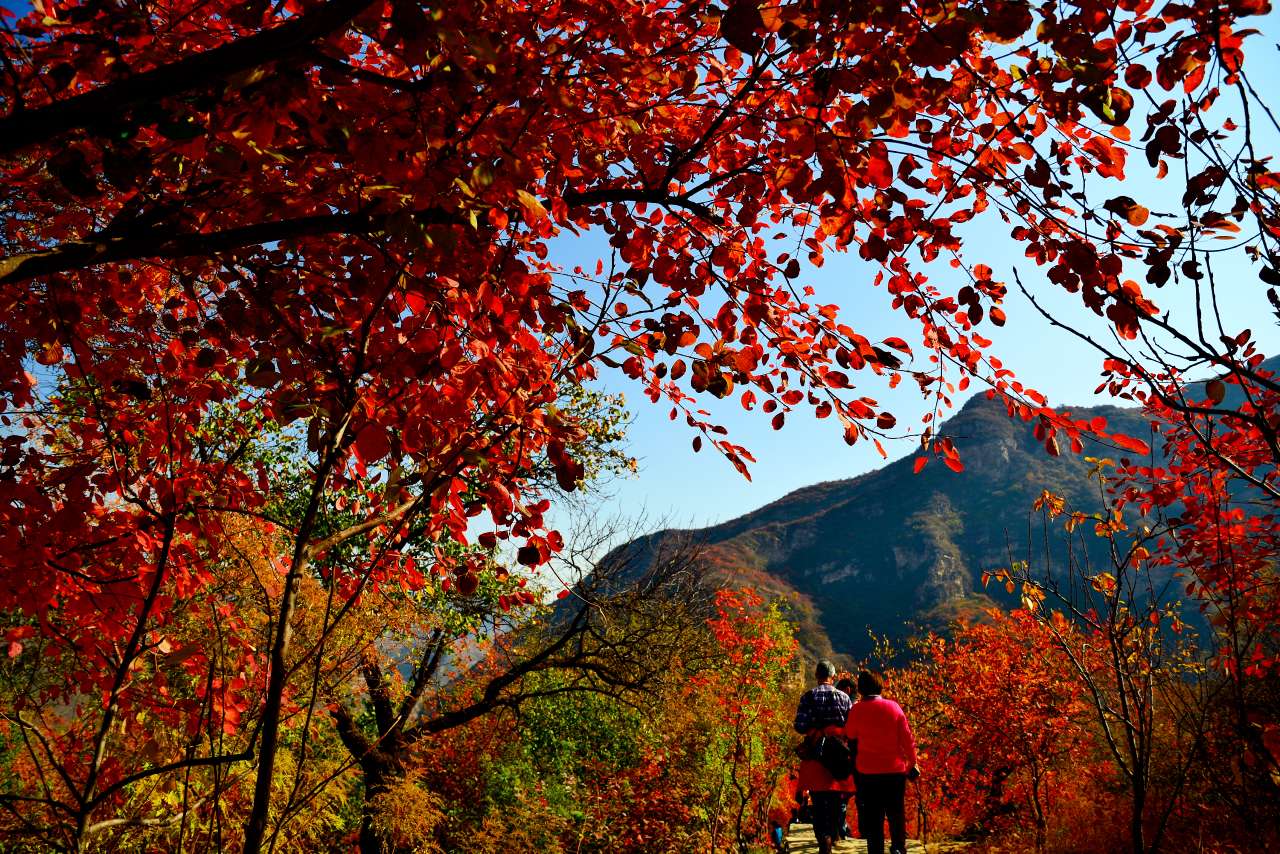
[605,354,1280,660]
[614,393,1154,659]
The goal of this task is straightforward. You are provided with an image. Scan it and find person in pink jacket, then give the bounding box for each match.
[843,670,919,854]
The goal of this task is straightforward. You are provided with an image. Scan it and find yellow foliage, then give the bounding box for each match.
[367,776,447,854]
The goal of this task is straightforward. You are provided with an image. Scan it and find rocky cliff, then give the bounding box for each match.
[606,356,1277,660]
[612,393,1150,660]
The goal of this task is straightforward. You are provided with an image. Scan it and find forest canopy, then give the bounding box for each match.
[1,0,1278,851]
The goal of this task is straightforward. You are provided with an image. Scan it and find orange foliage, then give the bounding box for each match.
[892,610,1114,852]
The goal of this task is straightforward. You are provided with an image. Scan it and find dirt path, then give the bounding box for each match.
[784,822,967,853]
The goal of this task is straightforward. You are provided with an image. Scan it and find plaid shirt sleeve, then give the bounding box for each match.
[794,690,816,733]
[794,685,852,733]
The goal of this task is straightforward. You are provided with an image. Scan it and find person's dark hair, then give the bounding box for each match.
[815,659,837,681]
[856,669,884,697]
[835,677,855,696]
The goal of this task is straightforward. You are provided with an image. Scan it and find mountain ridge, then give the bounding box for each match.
[635,394,1145,656]
[605,356,1278,660]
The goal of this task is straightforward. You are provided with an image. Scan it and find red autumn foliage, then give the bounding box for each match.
[0,0,1277,849]
[892,611,1115,852]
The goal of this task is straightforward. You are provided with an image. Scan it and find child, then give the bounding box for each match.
[767,772,800,853]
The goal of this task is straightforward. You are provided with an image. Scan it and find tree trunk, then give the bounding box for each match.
[358,767,389,854]
[1131,779,1146,854]
[352,741,416,854]
[1029,762,1047,854]
[243,563,305,852]
[357,758,422,854]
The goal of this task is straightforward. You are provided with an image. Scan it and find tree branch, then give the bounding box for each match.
[406,603,593,740]
[330,703,373,761]
[85,748,254,812]
[397,628,446,726]
[0,184,729,287]
[563,187,723,225]
[0,0,379,154]
[0,207,461,286]
[360,658,396,737]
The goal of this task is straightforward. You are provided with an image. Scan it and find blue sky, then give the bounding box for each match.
[560,28,1280,531]
[567,214,1280,530]
[3,0,1276,532]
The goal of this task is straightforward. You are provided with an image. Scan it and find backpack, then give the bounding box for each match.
[816,734,855,781]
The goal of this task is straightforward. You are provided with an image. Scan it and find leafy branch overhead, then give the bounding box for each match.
[0,0,1278,851]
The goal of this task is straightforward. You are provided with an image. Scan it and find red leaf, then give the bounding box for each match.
[1104,195,1150,226]
[355,426,391,463]
[720,0,763,55]
[1111,432,1151,455]
[455,572,479,596]
[867,152,893,189]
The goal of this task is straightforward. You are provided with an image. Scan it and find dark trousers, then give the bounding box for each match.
[855,772,907,854]
[810,790,844,843]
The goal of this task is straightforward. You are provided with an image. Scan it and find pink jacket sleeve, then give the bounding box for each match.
[897,703,917,769]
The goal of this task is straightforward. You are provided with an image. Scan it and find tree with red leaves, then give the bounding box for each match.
[1,0,1277,849]
[995,456,1280,852]
[893,610,1099,853]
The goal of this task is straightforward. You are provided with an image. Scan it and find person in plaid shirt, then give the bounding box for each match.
[794,659,852,854]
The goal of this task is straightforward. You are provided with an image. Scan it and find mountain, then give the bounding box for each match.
[607,356,1279,660]
[614,394,1152,660]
